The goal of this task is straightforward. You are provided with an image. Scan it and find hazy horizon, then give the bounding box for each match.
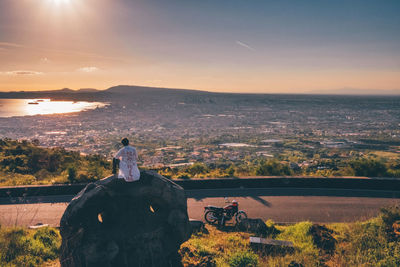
[1,0,399,94]
[1,84,400,96]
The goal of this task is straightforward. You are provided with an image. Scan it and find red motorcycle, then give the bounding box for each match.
[204,198,247,226]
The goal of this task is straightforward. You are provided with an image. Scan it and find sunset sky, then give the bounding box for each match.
[0,0,399,93]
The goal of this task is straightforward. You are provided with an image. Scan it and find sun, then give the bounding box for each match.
[50,0,71,5]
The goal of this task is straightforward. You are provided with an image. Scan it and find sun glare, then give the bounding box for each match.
[50,0,71,5]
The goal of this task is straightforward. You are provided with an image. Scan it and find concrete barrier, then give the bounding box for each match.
[1,176,400,198]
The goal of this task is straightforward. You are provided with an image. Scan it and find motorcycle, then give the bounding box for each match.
[204,198,247,226]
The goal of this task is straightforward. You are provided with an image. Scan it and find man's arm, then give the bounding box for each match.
[112,158,120,174]
[135,148,139,161]
[113,148,123,175]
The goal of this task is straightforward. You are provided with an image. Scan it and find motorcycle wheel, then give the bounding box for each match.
[204,210,219,224]
[235,211,247,224]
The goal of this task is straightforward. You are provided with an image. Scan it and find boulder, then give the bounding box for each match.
[189,219,208,234]
[60,170,191,267]
[310,224,336,254]
[237,218,270,236]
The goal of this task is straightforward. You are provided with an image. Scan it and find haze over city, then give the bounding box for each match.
[0,0,399,94]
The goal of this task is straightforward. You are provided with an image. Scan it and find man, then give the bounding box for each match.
[113,138,140,182]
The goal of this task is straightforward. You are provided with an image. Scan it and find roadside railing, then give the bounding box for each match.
[1,175,400,198]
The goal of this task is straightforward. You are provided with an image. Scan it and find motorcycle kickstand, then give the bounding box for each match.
[219,216,225,228]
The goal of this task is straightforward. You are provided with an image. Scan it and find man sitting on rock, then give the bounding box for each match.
[113,138,140,182]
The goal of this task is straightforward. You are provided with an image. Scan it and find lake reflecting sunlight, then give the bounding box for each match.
[0,99,108,117]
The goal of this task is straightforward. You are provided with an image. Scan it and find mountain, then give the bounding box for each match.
[1,85,400,102]
[105,85,209,95]
[77,88,99,93]
[307,88,400,96]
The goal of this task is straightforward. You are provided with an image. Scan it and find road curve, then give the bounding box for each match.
[0,188,399,227]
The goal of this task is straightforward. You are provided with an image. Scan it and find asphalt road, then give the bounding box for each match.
[1,188,400,227]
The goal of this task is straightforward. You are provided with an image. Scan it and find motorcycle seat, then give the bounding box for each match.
[206,205,224,211]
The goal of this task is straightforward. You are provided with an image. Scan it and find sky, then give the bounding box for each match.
[0,0,399,93]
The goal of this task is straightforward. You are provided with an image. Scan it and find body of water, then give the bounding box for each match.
[0,99,107,117]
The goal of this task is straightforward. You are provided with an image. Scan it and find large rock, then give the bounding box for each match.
[189,219,208,234]
[309,224,336,254]
[60,170,191,267]
[237,218,275,236]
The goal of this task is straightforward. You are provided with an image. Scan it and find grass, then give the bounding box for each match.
[180,226,256,266]
[0,226,61,267]
[1,207,400,266]
[180,207,400,266]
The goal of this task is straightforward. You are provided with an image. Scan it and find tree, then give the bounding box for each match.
[186,163,208,176]
[349,158,388,177]
[255,160,292,176]
[67,166,77,183]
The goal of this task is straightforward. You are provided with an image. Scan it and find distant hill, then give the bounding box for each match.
[1,85,400,102]
[105,85,209,95]
[307,88,400,96]
[77,88,99,93]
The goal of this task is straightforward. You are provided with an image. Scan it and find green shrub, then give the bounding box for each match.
[255,160,292,176]
[277,222,318,255]
[33,227,60,260]
[349,158,388,177]
[176,172,191,179]
[0,228,31,263]
[332,211,400,266]
[0,227,61,266]
[228,251,258,267]
[67,166,77,183]
[380,206,400,240]
[265,220,281,238]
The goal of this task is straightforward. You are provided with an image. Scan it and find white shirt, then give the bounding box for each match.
[114,146,140,182]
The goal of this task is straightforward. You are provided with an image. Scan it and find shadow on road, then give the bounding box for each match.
[250,195,271,207]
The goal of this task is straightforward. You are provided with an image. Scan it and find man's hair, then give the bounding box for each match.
[121,138,129,146]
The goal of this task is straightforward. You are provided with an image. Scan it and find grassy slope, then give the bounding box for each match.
[1,207,400,266]
[0,139,111,186]
[181,207,400,267]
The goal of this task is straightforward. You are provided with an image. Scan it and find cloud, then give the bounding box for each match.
[236,40,255,51]
[0,70,43,75]
[77,66,99,73]
[0,42,23,49]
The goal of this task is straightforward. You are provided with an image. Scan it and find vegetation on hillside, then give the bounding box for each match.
[0,226,60,267]
[0,139,111,186]
[0,138,400,186]
[157,155,400,179]
[180,206,400,267]
[1,207,399,266]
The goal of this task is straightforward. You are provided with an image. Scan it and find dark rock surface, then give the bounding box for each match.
[60,171,191,267]
[310,224,336,254]
[237,218,271,236]
[189,219,208,234]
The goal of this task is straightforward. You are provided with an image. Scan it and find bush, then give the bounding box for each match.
[228,251,258,267]
[0,227,61,266]
[176,172,191,179]
[255,160,292,176]
[349,158,388,177]
[265,220,280,238]
[0,228,31,264]
[67,166,77,183]
[33,227,60,260]
[187,163,208,176]
[380,206,400,240]
[0,139,111,185]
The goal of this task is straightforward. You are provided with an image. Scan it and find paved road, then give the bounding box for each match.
[1,188,400,227]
